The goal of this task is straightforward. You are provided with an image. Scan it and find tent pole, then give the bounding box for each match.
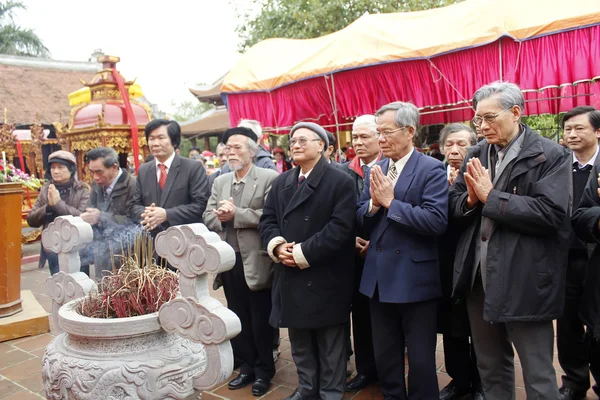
[330,74,342,149]
[499,40,503,81]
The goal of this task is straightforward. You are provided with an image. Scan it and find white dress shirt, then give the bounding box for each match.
[155,152,176,182]
[572,146,599,169]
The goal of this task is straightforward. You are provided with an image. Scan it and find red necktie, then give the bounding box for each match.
[158,164,168,190]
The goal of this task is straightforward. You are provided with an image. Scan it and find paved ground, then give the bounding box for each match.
[1,242,599,399]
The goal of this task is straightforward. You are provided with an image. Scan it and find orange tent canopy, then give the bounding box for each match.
[222,0,600,93]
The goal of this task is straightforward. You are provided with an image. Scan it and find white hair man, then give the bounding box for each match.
[203,126,279,397]
[342,114,382,392]
[238,119,276,171]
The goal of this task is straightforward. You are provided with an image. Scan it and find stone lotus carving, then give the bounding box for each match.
[42,216,96,332]
[156,223,241,391]
[43,222,241,399]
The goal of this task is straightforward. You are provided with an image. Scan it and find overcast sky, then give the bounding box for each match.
[17,0,242,113]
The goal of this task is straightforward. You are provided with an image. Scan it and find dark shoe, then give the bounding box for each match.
[283,388,304,400]
[558,387,587,400]
[252,378,270,396]
[471,388,485,400]
[228,373,255,390]
[346,374,375,392]
[439,380,470,400]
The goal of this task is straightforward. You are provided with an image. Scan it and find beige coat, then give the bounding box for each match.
[203,165,279,291]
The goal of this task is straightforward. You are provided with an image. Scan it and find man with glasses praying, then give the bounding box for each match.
[259,122,356,400]
[449,81,571,399]
[356,102,448,400]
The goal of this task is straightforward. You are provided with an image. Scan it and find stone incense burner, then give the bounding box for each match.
[41,217,241,400]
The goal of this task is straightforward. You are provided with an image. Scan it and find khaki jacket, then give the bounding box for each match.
[203,166,279,291]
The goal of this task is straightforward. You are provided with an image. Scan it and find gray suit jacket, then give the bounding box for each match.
[203,165,279,291]
[128,154,209,232]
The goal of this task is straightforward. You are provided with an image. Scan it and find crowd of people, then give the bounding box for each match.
[27,80,600,400]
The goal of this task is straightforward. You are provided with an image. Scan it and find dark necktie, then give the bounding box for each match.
[573,163,592,173]
[298,175,306,187]
[361,165,370,178]
[101,187,108,202]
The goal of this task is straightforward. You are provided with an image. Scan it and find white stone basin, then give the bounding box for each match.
[58,298,161,339]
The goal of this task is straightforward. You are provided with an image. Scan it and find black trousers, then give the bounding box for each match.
[370,296,439,400]
[289,323,347,400]
[222,253,275,380]
[351,259,377,378]
[586,331,600,394]
[443,333,480,391]
[557,252,590,392]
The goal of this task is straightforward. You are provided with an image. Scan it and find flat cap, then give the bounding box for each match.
[222,126,258,144]
[48,150,76,166]
[289,122,329,148]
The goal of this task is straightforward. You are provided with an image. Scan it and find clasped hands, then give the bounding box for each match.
[275,241,298,267]
[81,208,101,225]
[369,165,395,209]
[213,197,235,222]
[140,203,167,231]
[47,184,61,206]
[463,158,494,208]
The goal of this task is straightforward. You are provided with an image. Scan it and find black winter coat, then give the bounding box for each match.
[259,156,356,329]
[449,125,571,322]
[572,164,600,338]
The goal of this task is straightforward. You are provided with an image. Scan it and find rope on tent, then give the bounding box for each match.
[427,59,473,111]
[324,74,342,147]
[513,41,524,83]
[268,91,280,134]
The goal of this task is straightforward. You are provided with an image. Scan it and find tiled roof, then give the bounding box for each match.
[0,58,98,125]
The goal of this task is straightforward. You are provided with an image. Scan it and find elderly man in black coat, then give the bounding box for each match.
[259,122,356,400]
[449,82,571,399]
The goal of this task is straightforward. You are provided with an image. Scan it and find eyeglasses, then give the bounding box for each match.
[472,107,513,126]
[375,126,407,139]
[289,138,322,147]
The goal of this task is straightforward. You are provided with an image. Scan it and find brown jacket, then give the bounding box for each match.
[26,180,90,268]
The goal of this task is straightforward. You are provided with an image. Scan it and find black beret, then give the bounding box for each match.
[222,127,258,144]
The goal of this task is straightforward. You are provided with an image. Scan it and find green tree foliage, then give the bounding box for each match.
[169,100,214,123]
[232,0,464,51]
[0,1,49,57]
[522,114,565,141]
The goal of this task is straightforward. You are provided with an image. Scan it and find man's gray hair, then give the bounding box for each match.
[472,81,525,112]
[375,101,420,131]
[238,119,262,142]
[216,142,227,155]
[247,137,259,159]
[87,147,119,169]
[352,115,377,135]
[439,123,477,148]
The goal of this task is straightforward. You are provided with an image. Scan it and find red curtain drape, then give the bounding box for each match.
[226,25,600,131]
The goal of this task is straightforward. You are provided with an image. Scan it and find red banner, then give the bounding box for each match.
[111,67,140,173]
